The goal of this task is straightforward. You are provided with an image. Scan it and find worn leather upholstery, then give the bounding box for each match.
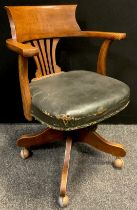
[30,70,130,130]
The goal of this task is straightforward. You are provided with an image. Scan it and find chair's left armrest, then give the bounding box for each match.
[6,39,39,57]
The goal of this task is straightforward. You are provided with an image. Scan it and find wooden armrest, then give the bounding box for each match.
[62,31,126,40]
[6,39,39,57]
[61,31,126,75]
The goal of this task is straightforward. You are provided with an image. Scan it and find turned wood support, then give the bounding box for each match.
[60,137,72,197]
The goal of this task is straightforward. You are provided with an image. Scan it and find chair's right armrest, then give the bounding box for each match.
[6,39,39,57]
[62,31,126,40]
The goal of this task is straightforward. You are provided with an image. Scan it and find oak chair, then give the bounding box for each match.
[5,5,130,207]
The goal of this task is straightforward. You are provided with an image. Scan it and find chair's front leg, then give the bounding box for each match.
[77,129,126,169]
[58,137,72,207]
[17,127,65,159]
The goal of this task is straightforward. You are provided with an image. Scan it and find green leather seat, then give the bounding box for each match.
[30,70,130,130]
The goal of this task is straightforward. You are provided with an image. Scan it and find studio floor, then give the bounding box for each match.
[0,124,136,210]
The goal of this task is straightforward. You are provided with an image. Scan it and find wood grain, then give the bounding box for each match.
[33,40,46,76]
[46,39,54,74]
[52,38,61,73]
[5,5,80,42]
[17,127,65,148]
[60,137,72,197]
[39,39,50,75]
[77,130,126,157]
[18,55,32,121]
[6,39,39,57]
[97,39,113,75]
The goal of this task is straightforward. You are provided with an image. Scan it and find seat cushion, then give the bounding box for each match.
[30,70,130,130]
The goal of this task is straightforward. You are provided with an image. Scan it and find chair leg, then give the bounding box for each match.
[77,129,126,169]
[17,127,65,159]
[58,137,72,207]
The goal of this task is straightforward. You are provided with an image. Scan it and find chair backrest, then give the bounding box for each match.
[5,5,80,76]
[5,5,80,42]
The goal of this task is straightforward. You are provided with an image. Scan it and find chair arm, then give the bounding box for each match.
[6,39,39,57]
[97,39,113,75]
[62,31,126,40]
[97,31,126,75]
[18,55,32,121]
[62,31,126,75]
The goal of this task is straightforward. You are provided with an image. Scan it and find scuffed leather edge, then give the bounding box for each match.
[31,100,130,131]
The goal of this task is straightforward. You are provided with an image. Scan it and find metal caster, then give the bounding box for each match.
[113,158,124,169]
[20,148,30,159]
[58,195,69,208]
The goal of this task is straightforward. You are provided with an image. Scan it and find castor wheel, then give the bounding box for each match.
[20,148,30,159]
[58,195,69,208]
[113,158,124,169]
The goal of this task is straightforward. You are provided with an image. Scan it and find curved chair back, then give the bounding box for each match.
[5,5,80,42]
[5,5,80,76]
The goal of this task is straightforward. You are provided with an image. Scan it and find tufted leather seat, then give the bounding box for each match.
[30,70,130,130]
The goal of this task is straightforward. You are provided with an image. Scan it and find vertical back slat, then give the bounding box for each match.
[52,38,61,73]
[33,55,43,78]
[39,39,50,75]
[46,39,54,74]
[33,40,46,76]
[27,38,62,77]
[26,41,42,78]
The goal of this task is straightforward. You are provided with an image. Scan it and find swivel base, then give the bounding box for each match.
[17,125,126,207]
